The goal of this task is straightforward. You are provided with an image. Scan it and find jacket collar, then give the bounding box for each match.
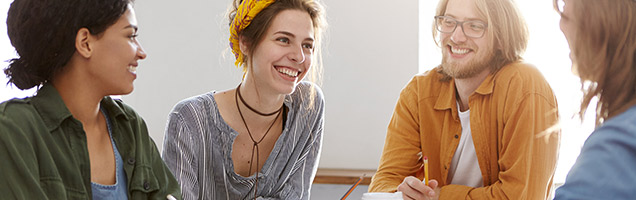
[31,83,73,132]
[433,72,496,111]
[31,83,129,132]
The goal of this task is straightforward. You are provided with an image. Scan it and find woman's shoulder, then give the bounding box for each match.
[0,98,55,152]
[594,106,636,141]
[171,91,218,115]
[165,91,225,133]
[0,97,44,131]
[0,97,37,119]
[290,81,324,109]
[294,81,324,99]
[580,106,636,158]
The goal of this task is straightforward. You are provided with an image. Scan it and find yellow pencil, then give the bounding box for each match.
[424,156,429,186]
[340,175,364,200]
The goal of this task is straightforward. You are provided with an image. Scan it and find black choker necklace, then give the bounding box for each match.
[234,83,284,198]
[236,83,284,116]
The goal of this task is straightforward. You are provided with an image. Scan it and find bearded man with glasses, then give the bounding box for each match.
[368,0,560,199]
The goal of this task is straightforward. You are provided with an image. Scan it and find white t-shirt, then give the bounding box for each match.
[447,102,484,187]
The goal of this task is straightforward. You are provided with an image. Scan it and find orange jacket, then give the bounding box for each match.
[369,62,560,199]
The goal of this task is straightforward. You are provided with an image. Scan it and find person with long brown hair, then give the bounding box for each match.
[553,0,636,199]
[368,0,560,199]
[161,0,327,199]
[0,0,181,199]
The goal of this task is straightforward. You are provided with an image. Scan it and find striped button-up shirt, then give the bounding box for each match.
[162,82,324,200]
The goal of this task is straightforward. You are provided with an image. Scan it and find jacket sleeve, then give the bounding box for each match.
[441,91,560,199]
[0,116,50,199]
[162,103,200,200]
[147,133,183,200]
[118,106,183,200]
[369,78,423,193]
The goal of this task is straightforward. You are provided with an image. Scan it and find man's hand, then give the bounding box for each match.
[397,176,439,200]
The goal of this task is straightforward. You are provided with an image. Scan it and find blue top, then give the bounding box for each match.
[91,108,129,200]
[554,105,636,199]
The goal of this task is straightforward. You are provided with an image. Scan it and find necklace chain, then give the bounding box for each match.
[234,83,284,198]
[237,83,283,116]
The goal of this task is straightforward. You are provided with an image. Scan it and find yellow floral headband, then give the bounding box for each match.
[229,0,276,70]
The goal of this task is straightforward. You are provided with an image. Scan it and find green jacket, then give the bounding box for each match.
[0,84,181,200]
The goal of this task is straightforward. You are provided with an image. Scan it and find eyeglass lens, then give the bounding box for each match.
[436,17,486,38]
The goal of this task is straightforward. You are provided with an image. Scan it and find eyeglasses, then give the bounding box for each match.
[434,16,488,38]
[554,0,566,17]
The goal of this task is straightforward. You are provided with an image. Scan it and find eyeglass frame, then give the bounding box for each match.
[434,15,488,39]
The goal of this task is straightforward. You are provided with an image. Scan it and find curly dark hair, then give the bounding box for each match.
[5,0,132,90]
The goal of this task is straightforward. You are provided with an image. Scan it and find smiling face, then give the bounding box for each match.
[440,0,495,79]
[242,9,315,95]
[88,4,147,95]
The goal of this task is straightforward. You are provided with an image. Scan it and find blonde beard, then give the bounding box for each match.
[441,49,495,79]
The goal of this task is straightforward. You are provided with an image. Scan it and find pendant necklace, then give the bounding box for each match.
[235,83,284,198]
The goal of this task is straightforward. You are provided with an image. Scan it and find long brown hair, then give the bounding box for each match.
[566,0,636,125]
[228,0,327,106]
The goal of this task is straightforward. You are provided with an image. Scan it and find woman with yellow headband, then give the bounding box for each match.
[162,0,326,199]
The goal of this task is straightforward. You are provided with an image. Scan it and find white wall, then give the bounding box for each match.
[126,0,242,153]
[127,0,418,170]
[316,0,419,169]
[1,0,590,180]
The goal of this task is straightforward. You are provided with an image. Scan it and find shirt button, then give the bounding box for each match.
[444,165,447,170]
[454,135,459,139]
[127,157,136,165]
[143,181,150,190]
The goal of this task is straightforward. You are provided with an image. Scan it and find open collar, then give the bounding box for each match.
[433,72,496,111]
[31,83,129,132]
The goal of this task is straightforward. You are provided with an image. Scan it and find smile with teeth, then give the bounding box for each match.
[450,46,471,55]
[276,67,300,77]
[128,65,137,74]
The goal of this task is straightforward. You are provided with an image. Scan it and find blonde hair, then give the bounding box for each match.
[567,0,636,125]
[432,0,528,72]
